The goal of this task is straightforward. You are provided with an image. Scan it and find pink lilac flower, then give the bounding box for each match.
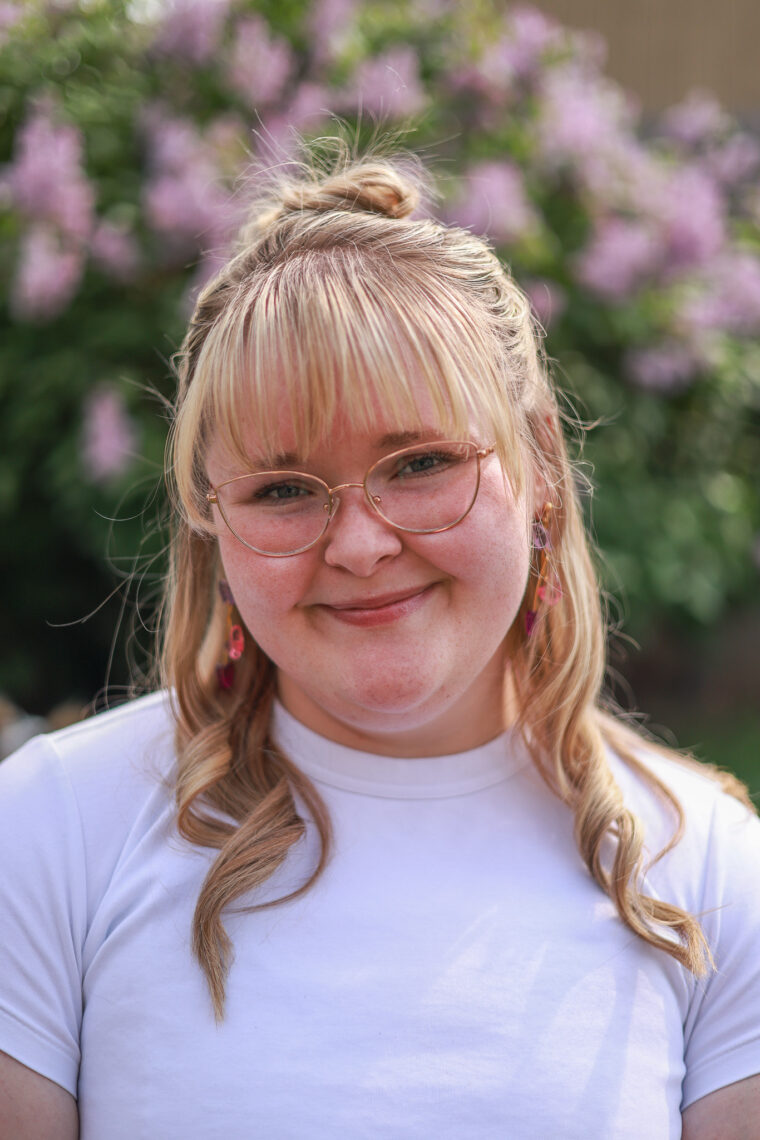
[535,64,634,171]
[283,82,330,132]
[142,109,237,256]
[141,108,201,170]
[152,0,231,64]
[550,132,646,210]
[443,64,508,128]
[473,38,521,105]
[90,221,141,282]
[260,83,332,155]
[81,385,140,483]
[11,225,84,321]
[309,0,358,67]
[227,15,293,108]
[625,341,700,393]
[567,27,608,72]
[508,6,560,73]
[0,2,23,46]
[706,134,760,186]
[678,250,760,335]
[144,172,230,250]
[658,165,726,272]
[449,161,538,245]
[469,8,559,106]
[205,114,247,169]
[595,138,668,214]
[523,278,566,327]
[574,218,660,300]
[347,46,426,119]
[6,104,94,240]
[660,90,729,147]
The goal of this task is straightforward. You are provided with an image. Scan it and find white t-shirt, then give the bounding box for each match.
[0,691,758,1138]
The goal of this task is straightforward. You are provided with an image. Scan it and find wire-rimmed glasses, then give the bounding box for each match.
[206,440,495,557]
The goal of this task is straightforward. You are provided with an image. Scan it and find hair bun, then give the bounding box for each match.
[277,159,420,221]
[239,148,431,247]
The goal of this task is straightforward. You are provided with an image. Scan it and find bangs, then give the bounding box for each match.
[174,250,527,528]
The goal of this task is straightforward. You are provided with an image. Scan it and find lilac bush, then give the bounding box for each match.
[0,0,758,709]
[81,384,141,484]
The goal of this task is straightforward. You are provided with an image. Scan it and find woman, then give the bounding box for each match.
[0,144,758,1139]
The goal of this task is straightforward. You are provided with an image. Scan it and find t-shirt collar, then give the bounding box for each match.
[271,701,529,800]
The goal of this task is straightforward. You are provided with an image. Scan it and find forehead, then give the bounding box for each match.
[192,255,528,491]
[208,370,476,473]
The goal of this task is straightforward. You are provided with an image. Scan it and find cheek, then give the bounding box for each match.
[438,487,531,597]
[460,533,530,617]
[217,536,314,626]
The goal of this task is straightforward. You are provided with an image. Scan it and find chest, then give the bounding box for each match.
[77,794,690,1138]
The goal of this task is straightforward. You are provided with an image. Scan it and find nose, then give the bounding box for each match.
[322,484,403,575]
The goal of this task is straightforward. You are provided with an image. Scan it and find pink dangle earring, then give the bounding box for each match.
[216,579,245,691]
[525,503,562,636]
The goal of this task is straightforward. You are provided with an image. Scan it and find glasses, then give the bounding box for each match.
[207,440,495,556]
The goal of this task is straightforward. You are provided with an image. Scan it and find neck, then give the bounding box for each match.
[276,666,515,758]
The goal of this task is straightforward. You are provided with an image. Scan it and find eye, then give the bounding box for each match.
[253,479,315,503]
[402,454,441,474]
[394,448,463,478]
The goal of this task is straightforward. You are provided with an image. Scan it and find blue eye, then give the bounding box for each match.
[394,449,461,478]
[253,480,316,504]
[404,454,441,473]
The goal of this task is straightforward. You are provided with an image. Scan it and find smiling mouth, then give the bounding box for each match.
[328,586,433,610]
[320,584,437,626]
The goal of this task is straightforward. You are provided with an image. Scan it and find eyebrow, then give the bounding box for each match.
[257,430,441,470]
[377,430,427,448]
[260,450,301,470]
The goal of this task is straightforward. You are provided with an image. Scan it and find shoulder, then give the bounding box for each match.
[45,688,175,770]
[0,689,176,797]
[0,691,178,888]
[614,752,760,1109]
[0,694,176,1099]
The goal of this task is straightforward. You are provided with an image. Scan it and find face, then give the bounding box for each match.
[205,385,534,757]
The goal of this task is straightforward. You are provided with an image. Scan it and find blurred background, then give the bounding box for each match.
[0,0,758,791]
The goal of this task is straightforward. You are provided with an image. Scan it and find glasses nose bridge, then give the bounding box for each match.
[326,478,379,520]
[329,479,365,496]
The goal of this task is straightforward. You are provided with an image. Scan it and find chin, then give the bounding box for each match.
[314,677,454,731]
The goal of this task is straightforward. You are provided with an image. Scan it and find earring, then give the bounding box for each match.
[525,503,561,636]
[216,579,244,691]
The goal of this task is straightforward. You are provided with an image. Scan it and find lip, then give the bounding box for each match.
[319,584,437,627]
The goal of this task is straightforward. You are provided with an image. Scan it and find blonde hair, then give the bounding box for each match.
[161,139,754,1019]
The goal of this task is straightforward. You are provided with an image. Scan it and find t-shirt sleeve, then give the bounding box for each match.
[0,734,86,1097]
[681,791,760,1109]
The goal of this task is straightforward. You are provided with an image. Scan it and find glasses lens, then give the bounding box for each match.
[217,472,329,554]
[367,442,479,532]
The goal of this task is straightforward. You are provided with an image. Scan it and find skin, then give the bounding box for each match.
[207,407,533,757]
[0,1052,78,1140]
[681,1077,760,1139]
